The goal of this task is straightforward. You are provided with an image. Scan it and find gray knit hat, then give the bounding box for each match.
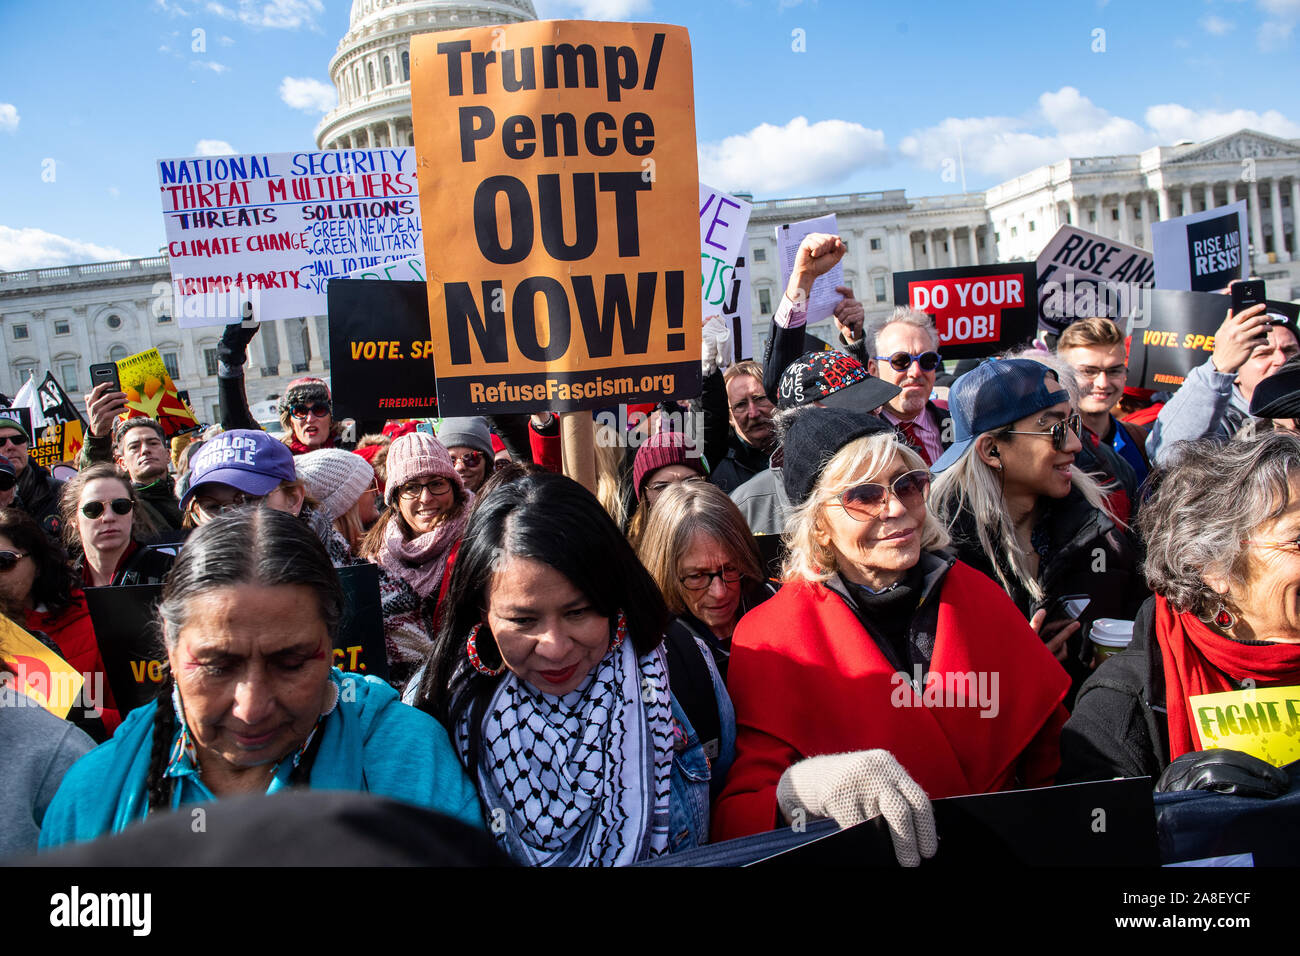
[436,417,494,459]
[294,448,375,521]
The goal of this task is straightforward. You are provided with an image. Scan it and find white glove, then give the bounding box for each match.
[776,750,938,867]
[701,315,733,376]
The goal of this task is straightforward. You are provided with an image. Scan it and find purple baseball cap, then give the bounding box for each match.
[181,429,297,508]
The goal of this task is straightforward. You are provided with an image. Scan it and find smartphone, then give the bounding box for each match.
[1232,279,1267,317]
[1046,593,1091,624]
[88,362,120,393]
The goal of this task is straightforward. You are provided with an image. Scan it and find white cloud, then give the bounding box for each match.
[0,103,17,133]
[0,226,129,271]
[194,139,236,155]
[206,0,324,30]
[1201,14,1235,34]
[218,34,235,45]
[1259,0,1300,48]
[1145,102,1300,141]
[279,76,335,114]
[900,87,1300,180]
[698,116,889,195]
[192,60,229,73]
[533,0,652,18]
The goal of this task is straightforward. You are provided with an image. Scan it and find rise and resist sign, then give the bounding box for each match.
[409,21,701,416]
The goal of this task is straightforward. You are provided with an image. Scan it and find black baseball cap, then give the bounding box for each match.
[776,350,901,412]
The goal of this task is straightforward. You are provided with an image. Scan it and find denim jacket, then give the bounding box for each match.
[667,635,736,854]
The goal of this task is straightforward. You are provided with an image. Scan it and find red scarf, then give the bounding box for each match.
[1153,595,1300,760]
[285,433,336,455]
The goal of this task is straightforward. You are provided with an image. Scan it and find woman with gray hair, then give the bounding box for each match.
[38,507,481,847]
[1061,432,1300,782]
[714,406,1070,864]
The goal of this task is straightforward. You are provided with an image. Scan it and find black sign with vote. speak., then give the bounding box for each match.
[327,278,438,426]
[87,564,390,715]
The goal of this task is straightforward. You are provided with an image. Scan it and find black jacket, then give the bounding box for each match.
[16,461,64,537]
[948,487,1148,701]
[708,432,772,494]
[1058,597,1170,783]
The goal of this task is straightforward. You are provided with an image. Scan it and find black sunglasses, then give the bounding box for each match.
[1004,414,1082,452]
[835,470,932,521]
[0,549,28,572]
[290,402,332,421]
[875,351,942,373]
[81,498,134,519]
[0,434,27,448]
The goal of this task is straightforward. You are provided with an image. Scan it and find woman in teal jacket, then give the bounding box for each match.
[40,507,480,848]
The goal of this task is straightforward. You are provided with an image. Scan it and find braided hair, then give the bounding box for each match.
[143,507,344,813]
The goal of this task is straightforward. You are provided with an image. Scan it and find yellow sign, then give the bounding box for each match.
[1190,686,1300,767]
[0,616,84,720]
[409,20,701,416]
[117,348,200,438]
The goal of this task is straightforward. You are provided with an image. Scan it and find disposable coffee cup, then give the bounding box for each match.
[1090,618,1133,662]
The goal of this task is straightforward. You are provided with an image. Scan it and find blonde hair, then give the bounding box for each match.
[334,498,367,554]
[594,421,628,528]
[782,432,949,585]
[929,353,1119,603]
[723,359,764,390]
[636,481,762,615]
[1057,316,1124,352]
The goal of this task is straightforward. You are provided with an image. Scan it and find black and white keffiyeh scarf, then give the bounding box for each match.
[456,639,673,867]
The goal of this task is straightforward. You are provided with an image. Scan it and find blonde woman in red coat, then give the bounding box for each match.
[713,408,1070,865]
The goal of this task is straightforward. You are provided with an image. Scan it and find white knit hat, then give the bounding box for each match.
[294,449,375,521]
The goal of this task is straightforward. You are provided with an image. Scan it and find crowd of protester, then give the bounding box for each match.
[3,231,1300,867]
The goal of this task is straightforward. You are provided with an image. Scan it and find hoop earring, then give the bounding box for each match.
[1197,602,1238,631]
[466,622,505,676]
[610,609,628,652]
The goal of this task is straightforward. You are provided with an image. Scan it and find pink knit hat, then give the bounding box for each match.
[384,431,463,506]
[632,431,706,500]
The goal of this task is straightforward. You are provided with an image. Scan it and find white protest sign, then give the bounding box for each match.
[700,183,752,370]
[336,254,426,282]
[157,149,422,327]
[1036,225,1154,334]
[776,213,845,326]
[722,235,753,362]
[1151,199,1248,293]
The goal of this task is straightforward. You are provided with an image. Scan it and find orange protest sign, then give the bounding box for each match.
[409,20,701,415]
[116,348,201,438]
[0,616,84,720]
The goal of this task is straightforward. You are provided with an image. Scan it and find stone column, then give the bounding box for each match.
[1227,180,1238,203]
[885,226,900,274]
[386,119,398,147]
[1270,178,1290,261]
[1139,194,1152,248]
[1291,179,1300,261]
[968,227,980,266]
[1203,183,1216,211]
[945,230,957,267]
[1069,197,1080,227]
[905,231,916,270]
[1249,179,1266,266]
[306,316,326,372]
[1157,188,1171,222]
[1181,186,1194,217]
[1117,194,1130,245]
[274,318,294,376]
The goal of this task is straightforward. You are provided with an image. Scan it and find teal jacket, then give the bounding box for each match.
[39,669,482,848]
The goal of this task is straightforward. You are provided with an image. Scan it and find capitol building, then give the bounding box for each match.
[2,0,1298,417]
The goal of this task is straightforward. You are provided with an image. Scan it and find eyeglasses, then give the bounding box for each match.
[1074,365,1126,380]
[397,477,452,499]
[449,451,484,468]
[646,475,707,496]
[875,351,942,372]
[290,402,332,421]
[1003,414,1083,452]
[0,549,29,572]
[0,435,28,448]
[1247,537,1300,552]
[834,470,931,521]
[194,491,265,516]
[679,566,744,591]
[80,498,134,519]
[729,394,774,415]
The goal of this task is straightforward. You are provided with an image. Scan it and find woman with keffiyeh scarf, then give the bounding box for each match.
[408,470,731,866]
[360,432,472,690]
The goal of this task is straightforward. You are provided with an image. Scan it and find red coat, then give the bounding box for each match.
[712,560,1070,841]
[24,591,122,734]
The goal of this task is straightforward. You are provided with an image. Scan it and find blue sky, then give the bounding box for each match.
[1,0,1298,269]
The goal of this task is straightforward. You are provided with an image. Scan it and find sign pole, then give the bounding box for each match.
[559,412,596,495]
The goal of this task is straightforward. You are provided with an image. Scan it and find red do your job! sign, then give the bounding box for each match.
[892,262,1038,360]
